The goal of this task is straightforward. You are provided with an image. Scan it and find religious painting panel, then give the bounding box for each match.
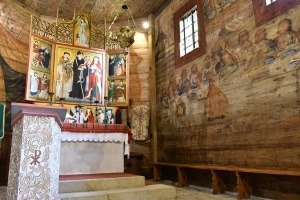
[73,13,91,48]
[53,45,106,105]
[25,35,54,102]
[107,52,127,77]
[107,78,128,106]
[63,104,118,125]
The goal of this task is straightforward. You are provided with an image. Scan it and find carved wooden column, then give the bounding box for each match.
[7,103,66,200]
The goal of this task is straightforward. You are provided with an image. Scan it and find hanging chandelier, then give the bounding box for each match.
[108,0,137,55]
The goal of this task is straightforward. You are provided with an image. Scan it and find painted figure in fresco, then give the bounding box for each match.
[188,63,202,100]
[168,74,177,104]
[177,69,190,96]
[83,108,94,123]
[155,22,167,61]
[206,69,229,120]
[219,51,238,84]
[202,55,212,84]
[253,28,276,66]
[38,73,49,99]
[69,51,89,100]
[203,0,217,21]
[189,63,201,89]
[76,15,89,46]
[234,30,254,72]
[211,30,239,78]
[160,88,170,109]
[30,72,39,96]
[274,18,300,57]
[116,80,126,102]
[108,80,116,102]
[215,0,237,13]
[56,52,73,99]
[85,56,102,102]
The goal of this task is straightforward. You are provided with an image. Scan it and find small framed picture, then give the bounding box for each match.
[107,78,127,106]
[29,35,54,71]
[25,35,54,102]
[107,52,127,77]
[26,70,51,100]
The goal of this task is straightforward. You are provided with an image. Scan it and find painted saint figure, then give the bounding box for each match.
[30,72,39,96]
[69,51,89,100]
[56,52,73,99]
[108,80,116,102]
[76,15,89,46]
[116,80,125,102]
[83,108,94,123]
[85,56,102,101]
[38,74,49,99]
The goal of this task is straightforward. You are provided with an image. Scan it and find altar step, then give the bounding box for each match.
[58,175,176,200]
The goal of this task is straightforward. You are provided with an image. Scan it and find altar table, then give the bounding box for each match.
[60,131,130,175]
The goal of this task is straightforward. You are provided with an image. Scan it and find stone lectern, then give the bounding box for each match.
[7,103,67,200]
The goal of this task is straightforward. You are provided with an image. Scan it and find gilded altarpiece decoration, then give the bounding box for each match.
[26,14,129,109]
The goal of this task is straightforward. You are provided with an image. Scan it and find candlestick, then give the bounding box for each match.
[48,92,54,106]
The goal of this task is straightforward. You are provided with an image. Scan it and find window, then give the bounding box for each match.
[253,0,300,26]
[179,7,198,57]
[265,0,276,6]
[174,0,206,68]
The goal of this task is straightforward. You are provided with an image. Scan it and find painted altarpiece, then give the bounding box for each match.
[25,13,130,124]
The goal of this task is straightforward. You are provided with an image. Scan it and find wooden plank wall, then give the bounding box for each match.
[154,0,300,197]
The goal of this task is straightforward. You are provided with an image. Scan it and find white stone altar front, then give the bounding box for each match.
[60,131,130,175]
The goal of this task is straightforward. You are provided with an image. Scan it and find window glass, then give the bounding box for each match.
[174,0,206,68]
[266,0,276,6]
[179,7,198,57]
[253,0,300,26]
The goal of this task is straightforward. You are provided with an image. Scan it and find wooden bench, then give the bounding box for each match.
[153,162,300,200]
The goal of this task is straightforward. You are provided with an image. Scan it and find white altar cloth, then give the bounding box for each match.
[60,132,130,175]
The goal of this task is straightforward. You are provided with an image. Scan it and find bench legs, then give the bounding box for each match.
[211,169,225,194]
[236,171,251,200]
[153,165,162,181]
[177,167,188,187]
[153,165,251,200]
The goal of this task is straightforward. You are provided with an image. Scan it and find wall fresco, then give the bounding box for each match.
[155,0,300,168]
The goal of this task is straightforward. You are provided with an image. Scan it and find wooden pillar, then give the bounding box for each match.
[148,13,158,163]
[7,103,66,200]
